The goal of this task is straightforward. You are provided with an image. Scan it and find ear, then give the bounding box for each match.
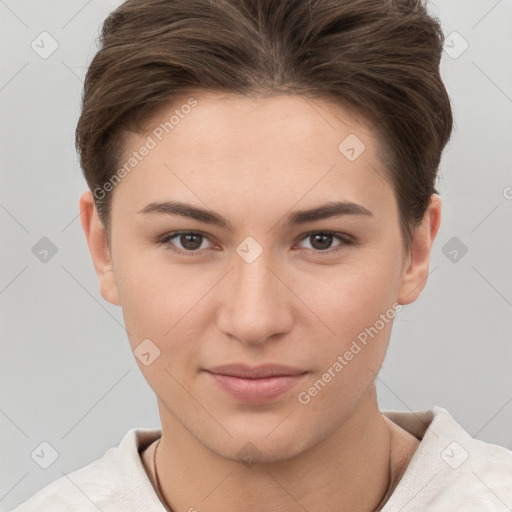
[79,190,121,305]
[397,194,442,305]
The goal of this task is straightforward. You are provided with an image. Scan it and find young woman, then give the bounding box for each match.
[13,0,512,510]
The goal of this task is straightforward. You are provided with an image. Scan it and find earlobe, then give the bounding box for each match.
[397,194,442,305]
[79,190,121,306]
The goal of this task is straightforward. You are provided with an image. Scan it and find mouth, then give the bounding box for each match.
[203,364,308,403]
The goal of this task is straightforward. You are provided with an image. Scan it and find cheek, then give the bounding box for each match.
[293,257,399,331]
[295,280,396,416]
[290,258,399,384]
[115,262,203,397]
[115,252,178,318]
[115,257,215,362]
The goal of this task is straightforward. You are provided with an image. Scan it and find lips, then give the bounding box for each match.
[204,364,307,403]
[206,363,307,379]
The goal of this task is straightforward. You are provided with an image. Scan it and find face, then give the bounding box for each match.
[81,92,439,463]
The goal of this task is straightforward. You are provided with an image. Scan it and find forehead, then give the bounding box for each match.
[113,93,393,218]
[147,92,378,156]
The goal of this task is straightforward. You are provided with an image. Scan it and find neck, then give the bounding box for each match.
[150,387,402,512]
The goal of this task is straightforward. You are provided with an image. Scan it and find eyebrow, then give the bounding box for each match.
[137,200,373,230]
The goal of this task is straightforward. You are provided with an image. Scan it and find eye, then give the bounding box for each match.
[296,231,353,254]
[158,231,214,255]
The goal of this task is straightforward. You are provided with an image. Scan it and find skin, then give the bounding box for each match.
[80,92,441,512]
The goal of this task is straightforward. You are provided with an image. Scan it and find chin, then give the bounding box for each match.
[221,436,311,466]
[199,417,316,464]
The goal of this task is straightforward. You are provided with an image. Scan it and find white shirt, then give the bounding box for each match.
[11,406,512,511]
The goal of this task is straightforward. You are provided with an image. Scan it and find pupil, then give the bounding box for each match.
[182,233,202,250]
[311,233,332,250]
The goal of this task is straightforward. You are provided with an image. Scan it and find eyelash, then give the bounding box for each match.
[156,230,355,256]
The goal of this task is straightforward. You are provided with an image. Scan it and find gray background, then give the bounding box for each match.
[1,0,511,509]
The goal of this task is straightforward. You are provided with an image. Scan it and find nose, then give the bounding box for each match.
[216,248,294,346]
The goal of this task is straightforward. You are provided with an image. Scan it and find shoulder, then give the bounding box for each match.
[11,428,163,512]
[383,406,512,511]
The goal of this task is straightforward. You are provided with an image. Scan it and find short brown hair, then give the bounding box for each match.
[76,0,453,258]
